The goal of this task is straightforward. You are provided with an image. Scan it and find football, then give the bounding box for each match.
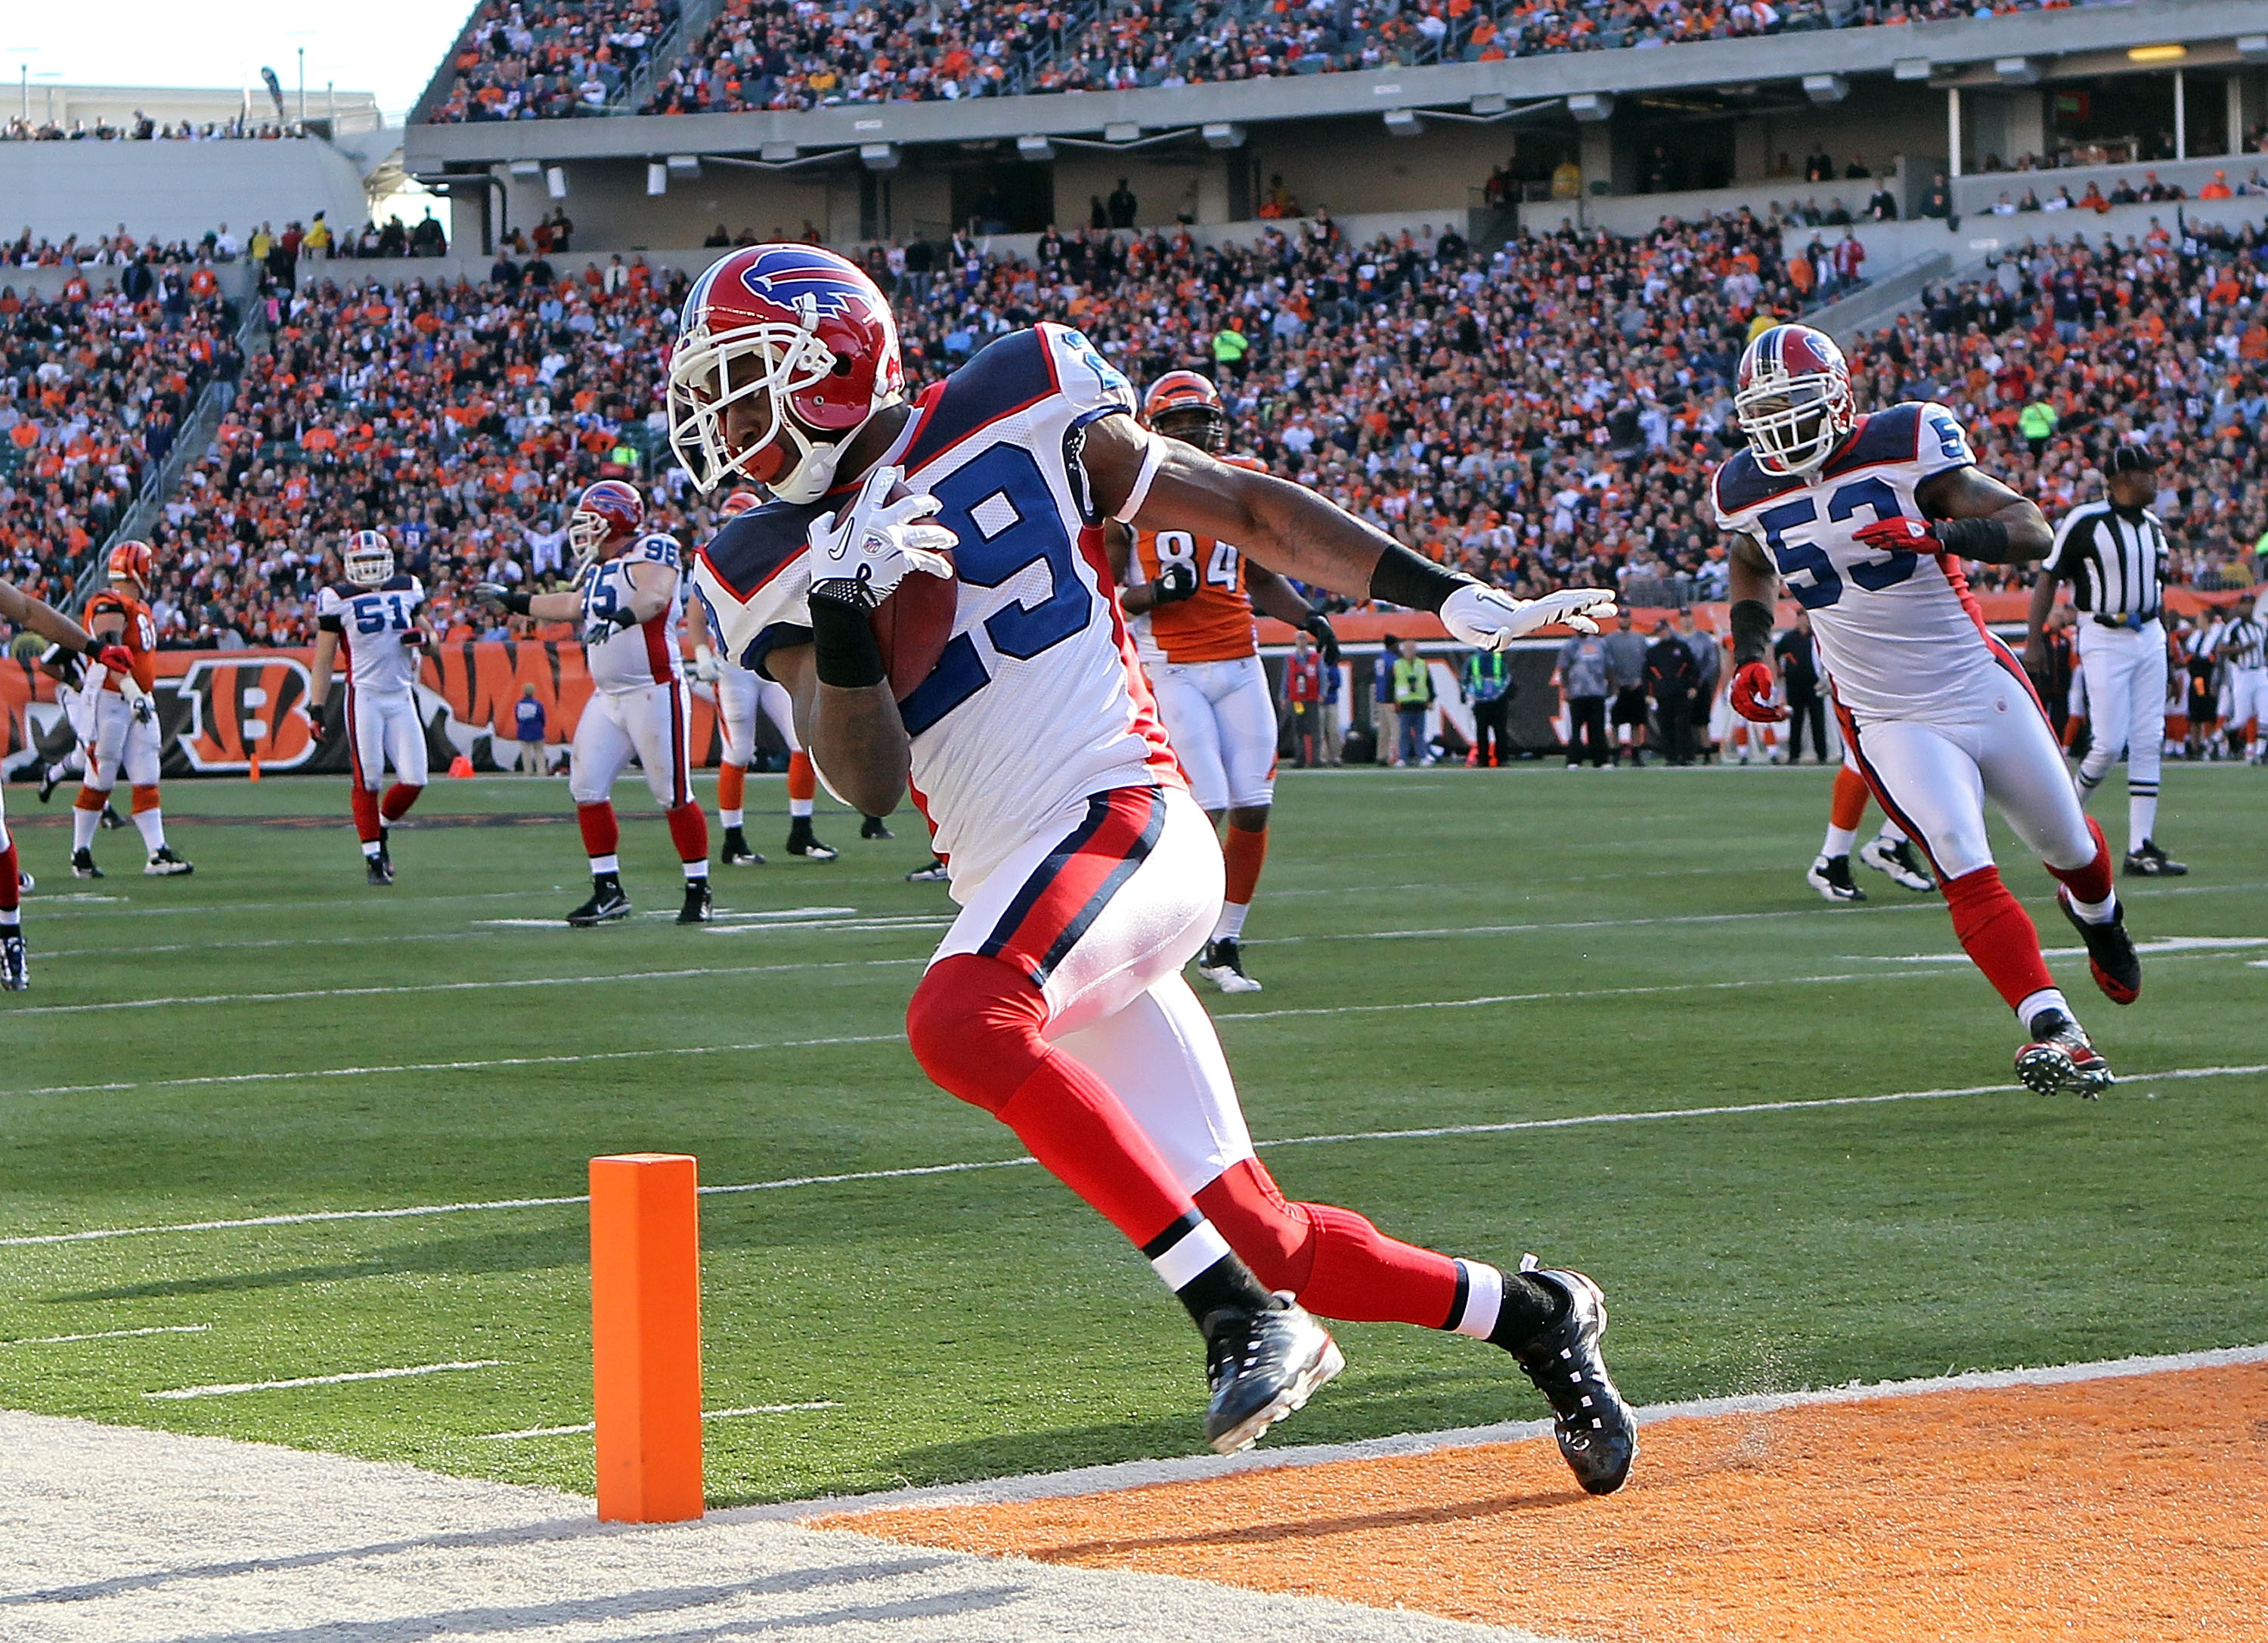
[870,547,959,698]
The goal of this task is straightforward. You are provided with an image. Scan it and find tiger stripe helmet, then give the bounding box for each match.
[107,540,153,588]
[720,489,763,518]
[1142,370,1228,453]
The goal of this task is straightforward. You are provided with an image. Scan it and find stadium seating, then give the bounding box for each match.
[426,0,681,122]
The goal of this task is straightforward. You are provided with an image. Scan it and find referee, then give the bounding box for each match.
[2026,442,2186,876]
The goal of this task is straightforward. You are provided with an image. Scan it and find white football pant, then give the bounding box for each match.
[82,692,161,790]
[716,663,801,765]
[571,680,693,809]
[1148,656,1278,813]
[345,684,428,789]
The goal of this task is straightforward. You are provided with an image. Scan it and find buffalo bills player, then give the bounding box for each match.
[1714,324,2142,1096]
[675,243,1634,1483]
[310,530,429,885]
[478,481,711,925]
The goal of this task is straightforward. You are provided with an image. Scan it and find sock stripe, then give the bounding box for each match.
[1451,1258,1504,1341]
[1140,1208,1203,1261]
[1149,1220,1232,1291]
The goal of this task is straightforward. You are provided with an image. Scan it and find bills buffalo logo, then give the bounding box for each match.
[175,656,321,772]
[734,248,873,320]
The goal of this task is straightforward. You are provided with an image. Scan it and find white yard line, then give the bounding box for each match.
[142,1359,503,1400]
[1,1324,209,1346]
[479,1401,840,1440]
[8,1065,2258,1252]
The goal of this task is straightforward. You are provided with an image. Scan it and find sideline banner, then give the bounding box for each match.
[0,642,782,780]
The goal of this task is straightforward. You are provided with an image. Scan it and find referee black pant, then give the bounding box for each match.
[1785,692,1826,761]
[1566,695,1608,767]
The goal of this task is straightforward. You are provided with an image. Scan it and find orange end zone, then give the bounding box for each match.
[829,1364,2268,1642]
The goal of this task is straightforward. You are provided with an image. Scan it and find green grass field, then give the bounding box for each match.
[2,763,2263,1507]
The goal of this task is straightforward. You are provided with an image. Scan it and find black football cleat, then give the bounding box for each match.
[33,762,60,803]
[860,814,894,840]
[677,879,714,925]
[2,929,26,992]
[2058,887,2139,1006]
[1860,835,1935,892]
[1502,1260,1638,1495]
[100,805,127,830]
[905,857,950,883]
[70,848,103,880]
[1201,1291,1343,1455]
[2015,1009,2114,1098]
[1805,853,1866,902]
[785,817,837,860]
[365,851,395,887]
[566,877,631,927]
[720,826,764,866]
[143,846,194,877]
[1194,937,1263,994]
[2122,840,2187,877]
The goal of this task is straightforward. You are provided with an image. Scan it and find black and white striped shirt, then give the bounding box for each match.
[2209,613,2266,671]
[2043,501,2170,623]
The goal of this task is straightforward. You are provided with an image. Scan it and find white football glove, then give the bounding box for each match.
[689,644,723,684]
[1441,584,1619,653]
[808,463,957,612]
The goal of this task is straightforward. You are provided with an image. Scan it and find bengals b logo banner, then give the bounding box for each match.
[174,656,322,773]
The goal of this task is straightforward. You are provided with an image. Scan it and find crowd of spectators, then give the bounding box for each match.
[0,281,243,612]
[426,0,679,122]
[2,217,451,274]
[2,114,306,143]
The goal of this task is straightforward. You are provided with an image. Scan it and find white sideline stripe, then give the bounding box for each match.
[38,888,553,921]
[8,1065,2258,1251]
[9,1032,905,1105]
[2,959,925,1018]
[142,1359,503,1400]
[479,1400,840,1440]
[1,1324,209,1346]
[764,1342,2268,1521]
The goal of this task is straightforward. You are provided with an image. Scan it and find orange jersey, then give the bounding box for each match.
[1132,454,1265,664]
[84,589,157,693]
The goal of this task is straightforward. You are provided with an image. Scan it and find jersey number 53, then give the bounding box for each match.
[1756,476,1920,610]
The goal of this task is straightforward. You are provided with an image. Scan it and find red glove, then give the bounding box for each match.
[1851,516,1936,553]
[93,643,137,677]
[1729,660,1786,722]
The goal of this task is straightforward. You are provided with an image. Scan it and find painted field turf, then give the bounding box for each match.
[2,766,2263,1507]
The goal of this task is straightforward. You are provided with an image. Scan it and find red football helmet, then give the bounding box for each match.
[719,489,762,518]
[1734,324,1854,476]
[569,479,644,567]
[343,529,395,587]
[667,243,904,504]
[107,540,153,590]
[1142,370,1227,453]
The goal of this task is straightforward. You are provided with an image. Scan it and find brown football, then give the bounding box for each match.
[869,546,959,699]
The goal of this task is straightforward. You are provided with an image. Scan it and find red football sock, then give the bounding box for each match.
[907,953,1194,1247]
[1221,821,1268,908]
[1830,764,1871,832]
[2045,814,2115,907]
[350,783,383,845]
[380,783,422,823]
[0,842,19,913]
[666,800,709,865]
[717,761,745,813]
[576,801,620,861]
[1194,1158,1460,1325]
[1942,866,2054,1010]
[786,751,816,804]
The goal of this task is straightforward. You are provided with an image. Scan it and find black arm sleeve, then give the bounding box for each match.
[1368,545,1472,612]
[1933,516,2014,563]
[807,597,887,691]
[318,613,345,634]
[1730,599,1776,668]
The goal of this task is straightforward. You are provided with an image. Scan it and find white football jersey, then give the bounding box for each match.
[581,532,684,693]
[1712,402,2013,721]
[316,575,426,695]
[692,322,1180,891]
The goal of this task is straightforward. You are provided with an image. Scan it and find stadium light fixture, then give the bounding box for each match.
[546,166,567,200]
[646,162,667,197]
[1383,108,1424,138]
[2241,34,2268,62]
[2125,43,2186,64]
[761,141,798,163]
[1105,121,1142,144]
[1893,57,1931,82]
[667,153,702,177]
[1017,134,1057,161]
[1567,92,1614,122]
[1993,57,2039,85]
[1470,93,1507,116]
[860,141,899,171]
[1802,73,1848,104]
[508,159,542,179]
[1202,122,1245,150]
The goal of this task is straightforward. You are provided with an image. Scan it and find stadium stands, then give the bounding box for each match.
[427,0,681,122]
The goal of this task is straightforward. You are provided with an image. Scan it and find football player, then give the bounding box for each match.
[694,488,838,866]
[678,244,1633,1486]
[0,575,139,989]
[33,643,124,830]
[2206,592,2265,764]
[71,542,194,879]
[1808,761,1935,902]
[1715,324,2136,1095]
[1105,373,1338,994]
[478,481,711,925]
[309,530,429,885]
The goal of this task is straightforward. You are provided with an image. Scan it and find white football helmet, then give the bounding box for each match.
[1734,324,1855,477]
[343,529,395,587]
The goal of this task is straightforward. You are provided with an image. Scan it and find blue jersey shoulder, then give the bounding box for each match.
[1823,405,1926,476]
[1713,448,1805,517]
[701,499,827,603]
[902,330,1060,472]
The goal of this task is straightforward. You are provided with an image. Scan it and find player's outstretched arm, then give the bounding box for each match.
[1,579,132,677]
[764,640,906,819]
[1856,467,2053,568]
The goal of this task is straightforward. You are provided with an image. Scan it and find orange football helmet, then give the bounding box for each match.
[1142,370,1227,453]
[107,540,153,587]
[720,490,762,518]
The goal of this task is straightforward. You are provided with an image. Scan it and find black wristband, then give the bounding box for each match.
[808,597,887,690]
[79,636,107,659]
[1932,516,2011,563]
[500,589,532,616]
[1368,546,1470,613]
[1730,598,1776,668]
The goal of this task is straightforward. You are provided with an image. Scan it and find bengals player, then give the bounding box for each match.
[73,541,193,879]
[0,573,138,989]
[1105,372,1338,993]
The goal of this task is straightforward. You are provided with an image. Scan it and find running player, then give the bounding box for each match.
[697,489,838,866]
[1,575,139,989]
[1104,371,1339,994]
[478,481,711,926]
[33,644,123,830]
[71,541,194,879]
[309,530,429,885]
[1807,761,1936,901]
[1715,324,2138,1095]
[676,244,1632,1484]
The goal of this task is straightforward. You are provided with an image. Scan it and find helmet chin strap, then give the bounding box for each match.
[764,403,885,506]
